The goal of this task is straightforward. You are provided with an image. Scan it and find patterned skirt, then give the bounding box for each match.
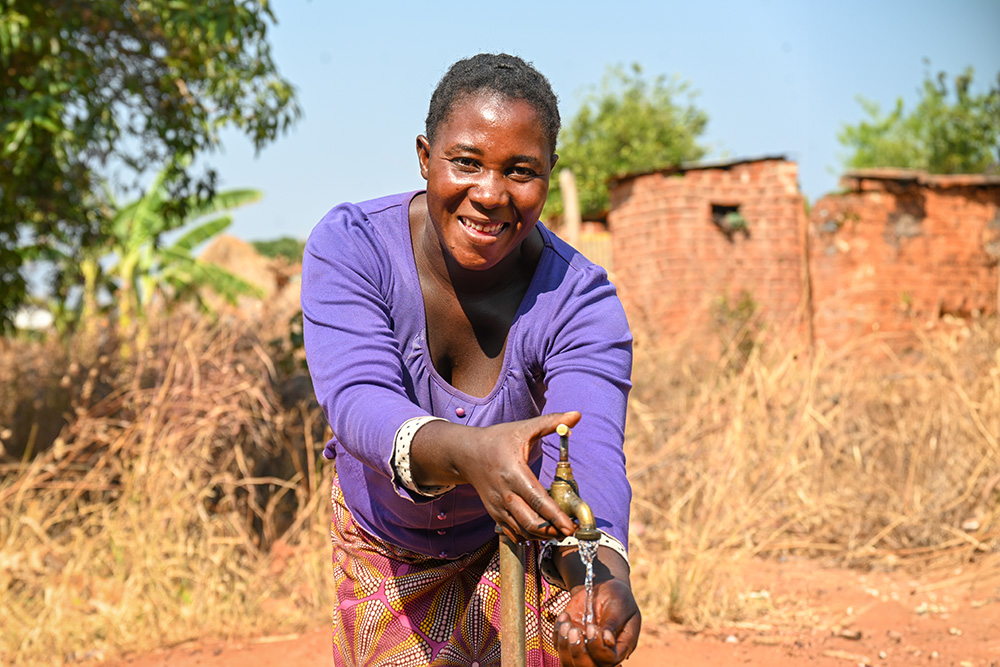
[330,476,569,666]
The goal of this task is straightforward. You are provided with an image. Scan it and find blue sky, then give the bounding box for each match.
[207,0,1000,243]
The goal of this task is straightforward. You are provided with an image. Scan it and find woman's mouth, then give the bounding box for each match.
[459,216,508,236]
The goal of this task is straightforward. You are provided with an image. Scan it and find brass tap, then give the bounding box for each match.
[548,424,601,541]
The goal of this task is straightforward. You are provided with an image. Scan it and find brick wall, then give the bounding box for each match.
[607,157,808,348]
[808,171,1000,349]
[605,162,1000,352]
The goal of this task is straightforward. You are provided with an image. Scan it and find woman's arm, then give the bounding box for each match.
[302,202,428,481]
[408,412,584,542]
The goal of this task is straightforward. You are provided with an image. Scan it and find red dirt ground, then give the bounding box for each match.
[100,557,1000,667]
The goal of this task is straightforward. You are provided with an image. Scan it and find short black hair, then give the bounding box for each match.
[425,53,561,153]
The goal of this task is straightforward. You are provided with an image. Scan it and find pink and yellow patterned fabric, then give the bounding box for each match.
[330,476,569,666]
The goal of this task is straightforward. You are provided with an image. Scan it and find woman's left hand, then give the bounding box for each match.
[554,578,641,666]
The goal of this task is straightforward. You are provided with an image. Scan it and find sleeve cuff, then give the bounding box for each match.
[537,531,630,591]
[390,416,454,500]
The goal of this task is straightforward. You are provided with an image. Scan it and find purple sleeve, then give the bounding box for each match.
[539,264,633,551]
[301,203,428,479]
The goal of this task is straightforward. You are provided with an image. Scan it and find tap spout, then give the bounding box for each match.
[548,424,601,542]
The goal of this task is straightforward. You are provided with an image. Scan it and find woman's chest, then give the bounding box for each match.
[419,282,524,398]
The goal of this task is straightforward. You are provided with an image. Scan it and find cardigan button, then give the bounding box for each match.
[437,511,447,520]
[455,407,466,417]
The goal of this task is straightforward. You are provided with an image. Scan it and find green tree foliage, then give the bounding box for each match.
[44,166,264,342]
[103,170,265,336]
[0,1,300,330]
[252,237,306,263]
[546,64,709,221]
[839,64,1000,174]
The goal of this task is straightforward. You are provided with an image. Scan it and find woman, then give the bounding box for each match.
[302,53,640,667]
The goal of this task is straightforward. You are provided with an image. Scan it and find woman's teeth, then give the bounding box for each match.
[461,217,505,234]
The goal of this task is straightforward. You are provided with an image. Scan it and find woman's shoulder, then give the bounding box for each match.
[303,191,421,292]
[306,191,420,256]
[311,191,416,236]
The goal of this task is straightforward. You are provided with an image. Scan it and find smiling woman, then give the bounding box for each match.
[416,94,554,274]
[301,53,639,667]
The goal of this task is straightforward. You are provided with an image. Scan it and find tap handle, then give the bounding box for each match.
[556,423,571,462]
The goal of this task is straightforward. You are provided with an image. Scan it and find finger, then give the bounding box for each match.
[529,410,582,441]
[555,618,592,667]
[582,622,619,666]
[613,615,641,663]
[503,487,567,540]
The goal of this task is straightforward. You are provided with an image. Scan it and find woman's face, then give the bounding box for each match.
[417,93,556,272]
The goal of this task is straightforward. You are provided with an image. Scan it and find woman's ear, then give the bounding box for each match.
[416,135,431,180]
[550,153,559,171]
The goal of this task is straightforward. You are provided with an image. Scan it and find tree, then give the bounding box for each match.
[0,1,300,330]
[839,64,1000,174]
[545,64,709,221]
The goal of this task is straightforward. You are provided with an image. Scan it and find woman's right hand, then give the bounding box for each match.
[410,411,582,542]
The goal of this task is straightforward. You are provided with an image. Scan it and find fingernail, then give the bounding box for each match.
[586,624,597,641]
[568,627,581,644]
[603,628,615,646]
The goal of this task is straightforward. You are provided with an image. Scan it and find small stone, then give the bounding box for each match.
[879,651,887,659]
[949,627,963,636]
[725,635,739,644]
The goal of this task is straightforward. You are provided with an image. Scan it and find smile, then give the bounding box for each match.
[459,216,508,235]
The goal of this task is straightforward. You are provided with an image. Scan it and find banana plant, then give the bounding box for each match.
[77,173,262,360]
[107,169,265,338]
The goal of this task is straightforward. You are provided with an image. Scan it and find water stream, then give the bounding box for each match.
[578,539,599,625]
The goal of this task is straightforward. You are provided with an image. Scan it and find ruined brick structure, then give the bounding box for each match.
[606,157,809,348]
[604,160,1000,351]
[809,170,1000,349]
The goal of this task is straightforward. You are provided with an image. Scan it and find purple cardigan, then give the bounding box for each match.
[302,191,632,558]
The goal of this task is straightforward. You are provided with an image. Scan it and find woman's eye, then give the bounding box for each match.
[510,166,537,179]
[452,157,478,169]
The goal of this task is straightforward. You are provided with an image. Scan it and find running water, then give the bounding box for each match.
[578,539,599,625]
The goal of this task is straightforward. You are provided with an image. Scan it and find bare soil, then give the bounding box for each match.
[99,557,1000,667]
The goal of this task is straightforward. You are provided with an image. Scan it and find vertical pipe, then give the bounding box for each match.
[499,534,526,667]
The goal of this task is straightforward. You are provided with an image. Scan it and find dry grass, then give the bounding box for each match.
[1,310,334,665]
[626,319,1000,628]
[1,309,998,664]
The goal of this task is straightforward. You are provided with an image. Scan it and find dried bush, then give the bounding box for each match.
[1,308,997,662]
[626,320,999,628]
[0,309,331,665]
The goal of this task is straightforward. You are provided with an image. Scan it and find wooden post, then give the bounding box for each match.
[559,169,582,247]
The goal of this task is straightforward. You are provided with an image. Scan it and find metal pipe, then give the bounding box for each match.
[499,424,600,666]
[499,533,526,667]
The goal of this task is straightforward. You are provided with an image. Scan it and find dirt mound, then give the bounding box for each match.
[199,235,276,297]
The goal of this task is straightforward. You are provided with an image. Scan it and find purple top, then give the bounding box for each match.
[302,191,632,558]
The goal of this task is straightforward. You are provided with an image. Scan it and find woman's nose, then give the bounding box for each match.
[470,170,509,209]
